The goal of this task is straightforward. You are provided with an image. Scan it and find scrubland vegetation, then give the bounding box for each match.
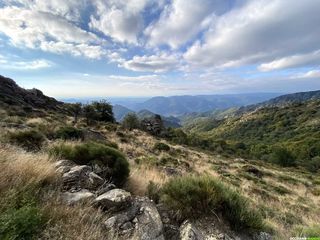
[0,96,319,239]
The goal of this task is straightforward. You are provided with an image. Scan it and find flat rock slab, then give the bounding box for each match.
[95,189,132,211]
[62,190,94,205]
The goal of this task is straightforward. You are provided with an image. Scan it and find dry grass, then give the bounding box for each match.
[26,117,48,126]
[40,199,106,240]
[0,144,56,192]
[124,166,169,196]
[0,144,108,239]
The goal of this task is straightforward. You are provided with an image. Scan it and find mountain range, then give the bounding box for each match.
[118,93,282,116]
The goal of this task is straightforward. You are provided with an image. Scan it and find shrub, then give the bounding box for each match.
[0,190,46,240]
[154,142,170,151]
[5,129,45,151]
[147,181,161,204]
[161,175,265,231]
[270,147,296,167]
[306,156,320,173]
[0,205,44,240]
[55,126,83,140]
[122,113,140,130]
[49,142,129,185]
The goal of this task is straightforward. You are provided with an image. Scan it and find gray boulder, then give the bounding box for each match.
[95,189,132,211]
[103,197,165,240]
[62,165,104,191]
[131,198,165,240]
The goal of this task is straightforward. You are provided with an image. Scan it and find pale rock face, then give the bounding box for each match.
[179,220,204,240]
[55,159,75,168]
[62,190,94,205]
[131,199,165,240]
[94,188,132,210]
[103,197,165,240]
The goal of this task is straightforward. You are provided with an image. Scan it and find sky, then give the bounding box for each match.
[0,0,320,97]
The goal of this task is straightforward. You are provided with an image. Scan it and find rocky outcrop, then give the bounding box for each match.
[0,75,64,111]
[54,159,271,240]
[62,165,104,191]
[104,197,165,240]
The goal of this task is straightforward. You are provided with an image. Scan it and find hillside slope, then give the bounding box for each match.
[0,75,63,111]
[185,99,320,167]
[0,76,319,239]
[238,90,320,114]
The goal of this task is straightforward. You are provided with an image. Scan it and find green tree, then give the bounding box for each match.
[122,113,140,130]
[92,100,115,123]
[83,104,96,125]
[69,102,82,124]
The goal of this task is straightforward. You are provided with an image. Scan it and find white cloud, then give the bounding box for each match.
[145,0,228,49]
[184,0,320,70]
[4,0,87,21]
[108,74,159,82]
[39,41,106,59]
[258,50,320,71]
[89,0,149,44]
[121,53,181,73]
[0,55,52,70]
[292,70,320,79]
[0,6,105,59]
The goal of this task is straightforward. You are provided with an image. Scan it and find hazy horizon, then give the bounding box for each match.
[1,0,320,98]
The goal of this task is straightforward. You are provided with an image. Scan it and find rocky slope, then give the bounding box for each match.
[0,75,63,111]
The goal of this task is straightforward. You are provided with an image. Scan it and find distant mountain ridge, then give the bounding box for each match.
[121,93,282,116]
[238,89,320,114]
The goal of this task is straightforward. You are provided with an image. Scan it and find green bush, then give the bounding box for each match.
[0,205,44,240]
[55,126,83,140]
[5,129,45,151]
[270,147,296,167]
[0,190,46,240]
[161,175,265,231]
[306,156,320,173]
[153,142,170,151]
[50,142,129,185]
[147,181,161,204]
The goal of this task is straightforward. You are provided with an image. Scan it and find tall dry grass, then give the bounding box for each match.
[0,144,56,192]
[0,144,108,239]
[125,166,169,196]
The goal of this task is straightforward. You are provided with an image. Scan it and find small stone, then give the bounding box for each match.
[217,233,225,239]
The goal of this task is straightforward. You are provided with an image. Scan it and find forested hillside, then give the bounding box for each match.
[183,100,320,170]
